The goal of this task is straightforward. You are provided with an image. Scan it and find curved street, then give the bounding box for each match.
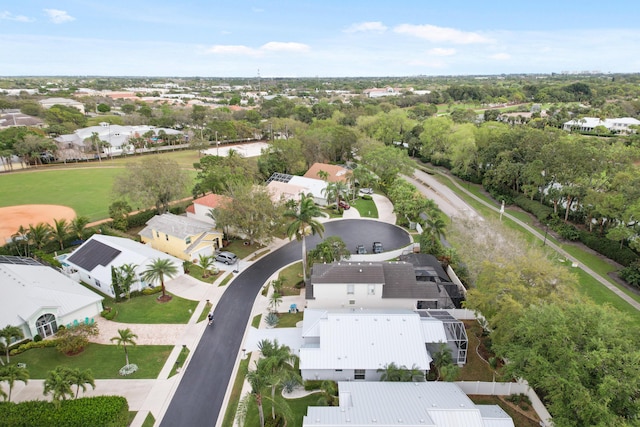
[159,219,411,427]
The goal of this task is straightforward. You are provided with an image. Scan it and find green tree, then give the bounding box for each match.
[0,325,24,365]
[43,366,74,405]
[431,343,453,381]
[307,235,351,266]
[49,218,69,250]
[284,193,325,280]
[257,339,300,421]
[118,263,138,299]
[114,158,189,214]
[70,216,90,241]
[198,254,215,278]
[67,367,95,399]
[240,359,270,427]
[84,132,104,162]
[97,103,111,113]
[108,200,132,231]
[268,292,283,313]
[360,144,413,190]
[141,258,179,301]
[0,364,29,402]
[55,323,99,355]
[110,328,138,366]
[27,222,51,250]
[316,380,338,406]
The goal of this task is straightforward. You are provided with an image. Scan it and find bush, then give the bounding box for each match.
[578,230,639,267]
[142,286,162,295]
[620,262,640,289]
[0,396,129,427]
[101,308,117,320]
[126,209,157,228]
[304,380,324,391]
[361,194,372,201]
[553,222,580,241]
[33,334,42,343]
[10,338,58,356]
[513,195,554,222]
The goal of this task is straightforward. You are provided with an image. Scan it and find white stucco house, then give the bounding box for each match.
[1,256,103,340]
[186,193,232,226]
[563,116,640,133]
[299,309,434,382]
[63,234,184,298]
[307,261,455,310]
[302,381,515,427]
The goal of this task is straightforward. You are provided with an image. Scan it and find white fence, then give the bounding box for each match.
[456,380,553,426]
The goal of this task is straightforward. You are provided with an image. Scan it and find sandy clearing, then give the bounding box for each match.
[0,204,76,244]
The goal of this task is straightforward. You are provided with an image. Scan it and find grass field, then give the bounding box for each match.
[11,343,173,379]
[103,292,198,324]
[0,151,200,221]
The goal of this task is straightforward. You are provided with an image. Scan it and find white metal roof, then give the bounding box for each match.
[288,175,328,201]
[421,317,448,343]
[300,310,432,371]
[303,382,511,426]
[0,262,103,327]
[139,213,213,239]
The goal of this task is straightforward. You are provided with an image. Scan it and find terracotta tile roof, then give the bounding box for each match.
[193,193,231,209]
[186,204,195,214]
[303,163,350,183]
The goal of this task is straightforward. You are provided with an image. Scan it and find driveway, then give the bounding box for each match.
[159,219,411,427]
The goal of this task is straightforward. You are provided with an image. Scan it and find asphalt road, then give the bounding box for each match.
[159,219,410,427]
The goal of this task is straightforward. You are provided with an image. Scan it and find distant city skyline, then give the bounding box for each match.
[2,1,639,78]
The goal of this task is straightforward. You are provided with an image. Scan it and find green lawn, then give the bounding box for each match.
[277,262,304,295]
[104,293,198,324]
[276,312,303,328]
[187,264,222,284]
[244,390,321,427]
[352,197,378,218]
[221,354,251,427]
[11,343,172,379]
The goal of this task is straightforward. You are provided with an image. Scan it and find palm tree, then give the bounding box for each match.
[321,182,337,208]
[424,214,447,245]
[316,169,329,181]
[284,193,325,280]
[118,263,138,299]
[110,328,138,366]
[258,339,300,420]
[85,132,102,162]
[198,254,214,278]
[0,325,24,364]
[67,367,95,399]
[49,218,69,250]
[431,343,453,381]
[378,362,405,382]
[10,225,29,256]
[0,364,29,402]
[43,366,73,404]
[28,222,51,250]
[268,292,283,313]
[70,216,90,241]
[244,359,270,427]
[317,380,338,406]
[141,258,179,301]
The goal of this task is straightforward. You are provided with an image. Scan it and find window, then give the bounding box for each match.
[36,313,58,339]
[335,369,343,372]
[368,285,375,295]
[354,369,365,380]
[165,234,169,241]
[349,300,355,305]
[347,284,354,295]
[95,279,101,288]
[185,236,192,245]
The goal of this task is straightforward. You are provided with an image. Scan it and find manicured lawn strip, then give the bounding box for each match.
[224,239,266,260]
[106,293,198,324]
[128,412,138,425]
[276,312,303,328]
[169,346,190,378]
[220,355,251,427]
[219,273,233,286]
[198,301,213,323]
[469,395,540,427]
[141,412,156,427]
[277,262,304,295]
[251,315,262,328]
[11,343,172,379]
[188,264,221,284]
[352,197,378,218]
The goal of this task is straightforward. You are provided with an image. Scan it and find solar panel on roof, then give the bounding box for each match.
[0,255,42,266]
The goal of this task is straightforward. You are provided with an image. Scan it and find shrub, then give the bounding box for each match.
[304,380,324,391]
[553,222,580,241]
[578,230,639,267]
[33,334,42,342]
[10,338,58,355]
[620,262,640,289]
[264,312,279,328]
[142,286,162,296]
[513,195,554,222]
[119,364,139,376]
[361,194,372,201]
[102,309,117,320]
[126,209,157,228]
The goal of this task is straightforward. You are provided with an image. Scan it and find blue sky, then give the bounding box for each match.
[2,1,639,77]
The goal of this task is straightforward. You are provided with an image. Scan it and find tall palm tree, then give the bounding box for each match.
[70,216,90,241]
[10,226,29,256]
[110,328,138,366]
[28,223,51,250]
[44,366,73,405]
[244,359,270,427]
[268,292,283,313]
[425,214,447,245]
[431,343,453,381]
[0,364,29,402]
[67,367,95,399]
[49,218,69,250]
[284,193,325,280]
[141,258,179,301]
[258,339,300,420]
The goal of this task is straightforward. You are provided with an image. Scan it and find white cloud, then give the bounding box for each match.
[394,24,493,44]
[206,45,260,56]
[344,21,388,33]
[489,53,510,60]
[0,11,34,22]
[260,42,310,53]
[44,9,75,24]
[428,47,456,56]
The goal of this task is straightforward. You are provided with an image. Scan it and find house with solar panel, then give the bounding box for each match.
[302,381,515,427]
[63,234,184,298]
[0,255,103,340]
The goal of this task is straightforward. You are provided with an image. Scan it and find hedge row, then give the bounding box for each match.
[578,230,638,267]
[513,195,554,222]
[10,338,58,356]
[0,396,128,427]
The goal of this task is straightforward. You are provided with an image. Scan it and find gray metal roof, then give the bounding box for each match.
[67,239,121,271]
[303,381,514,426]
[0,256,42,266]
[139,213,214,239]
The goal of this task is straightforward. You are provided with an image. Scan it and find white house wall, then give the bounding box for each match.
[301,369,383,382]
[307,282,420,310]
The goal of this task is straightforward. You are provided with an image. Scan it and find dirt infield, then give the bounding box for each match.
[0,204,76,244]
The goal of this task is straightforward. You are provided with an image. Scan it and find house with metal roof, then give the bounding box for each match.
[302,381,514,427]
[0,256,103,340]
[64,234,184,298]
[139,213,223,261]
[38,97,85,114]
[307,261,455,310]
[299,309,434,382]
[266,173,329,206]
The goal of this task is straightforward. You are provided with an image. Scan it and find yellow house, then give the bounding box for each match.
[138,213,223,262]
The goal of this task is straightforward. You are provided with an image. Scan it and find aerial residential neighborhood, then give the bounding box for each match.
[1,2,640,427]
